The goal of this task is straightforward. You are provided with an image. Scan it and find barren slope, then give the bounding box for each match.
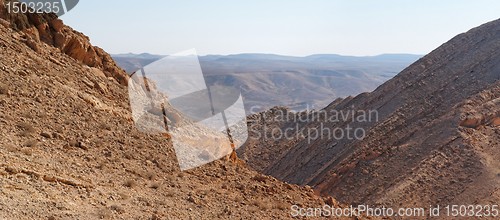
[248,18,500,212]
[0,7,353,220]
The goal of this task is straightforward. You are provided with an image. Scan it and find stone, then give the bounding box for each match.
[50,19,64,32]
[40,132,52,139]
[95,82,108,94]
[187,196,198,204]
[24,37,40,53]
[0,18,9,28]
[324,197,338,206]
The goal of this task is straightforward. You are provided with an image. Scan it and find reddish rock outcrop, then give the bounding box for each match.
[0,0,128,85]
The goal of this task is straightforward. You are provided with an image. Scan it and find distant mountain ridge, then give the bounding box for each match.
[112,53,421,112]
[113,53,421,73]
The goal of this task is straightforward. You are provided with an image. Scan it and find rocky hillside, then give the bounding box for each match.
[237,107,309,172]
[244,18,500,211]
[0,4,355,220]
[0,0,128,85]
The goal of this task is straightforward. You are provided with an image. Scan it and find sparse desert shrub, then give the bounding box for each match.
[110,157,121,163]
[157,199,167,206]
[252,199,272,210]
[131,133,141,139]
[96,161,106,169]
[97,208,112,219]
[150,182,160,189]
[20,148,33,156]
[4,144,18,152]
[118,192,130,200]
[20,111,33,119]
[274,201,289,210]
[93,139,104,148]
[0,114,13,122]
[99,122,112,131]
[247,205,260,213]
[24,139,38,148]
[63,119,73,125]
[37,111,48,119]
[17,122,35,133]
[0,84,9,95]
[68,140,78,147]
[251,174,268,182]
[144,171,156,180]
[164,189,175,197]
[123,151,135,160]
[18,130,33,137]
[110,204,125,214]
[5,166,19,174]
[177,172,185,178]
[165,174,176,182]
[55,126,64,134]
[124,179,137,188]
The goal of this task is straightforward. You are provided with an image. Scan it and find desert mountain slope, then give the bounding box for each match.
[253,18,500,209]
[237,107,312,172]
[0,0,128,85]
[0,8,352,220]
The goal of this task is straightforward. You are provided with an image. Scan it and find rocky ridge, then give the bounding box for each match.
[0,0,128,85]
[242,18,500,215]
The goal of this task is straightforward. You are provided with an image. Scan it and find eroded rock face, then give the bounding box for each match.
[0,0,128,85]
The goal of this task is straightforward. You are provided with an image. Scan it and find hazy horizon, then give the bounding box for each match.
[62,0,500,56]
[112,52,423,57]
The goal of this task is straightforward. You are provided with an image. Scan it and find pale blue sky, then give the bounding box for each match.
[62,0,500,56]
